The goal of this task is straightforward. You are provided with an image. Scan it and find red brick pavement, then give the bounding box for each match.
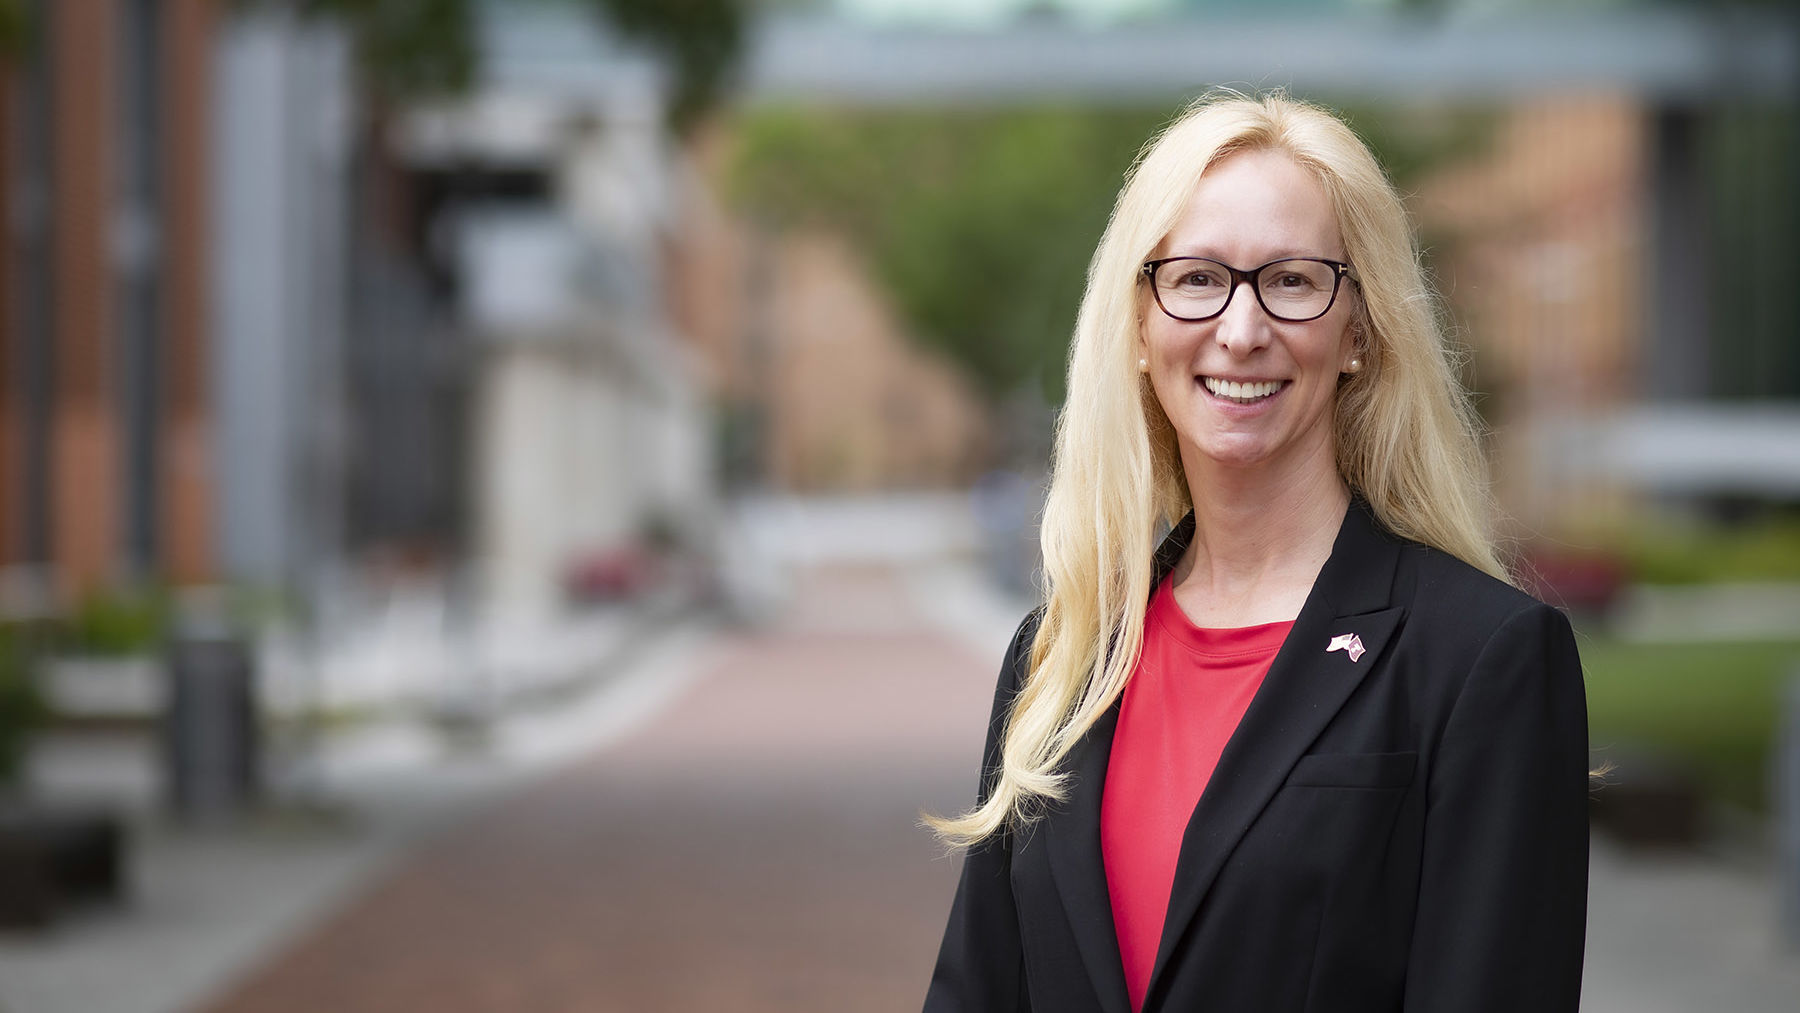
[197,566,1005,1013]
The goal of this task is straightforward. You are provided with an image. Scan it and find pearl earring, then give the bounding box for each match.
[1346,357,1362,374]
[1138,357,1149,373]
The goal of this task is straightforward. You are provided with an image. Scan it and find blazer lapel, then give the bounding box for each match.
[1042,706,1132,1013]
[1039,513,1195,1013]
[1143,500,1408,1007]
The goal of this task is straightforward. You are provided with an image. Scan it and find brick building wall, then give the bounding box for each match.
[1415,95,1646,529]
[0,0,215,601]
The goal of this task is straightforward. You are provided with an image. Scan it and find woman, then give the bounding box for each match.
[922,93,1588,1013]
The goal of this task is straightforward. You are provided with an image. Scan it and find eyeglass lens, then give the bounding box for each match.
[1151,259,1339,322]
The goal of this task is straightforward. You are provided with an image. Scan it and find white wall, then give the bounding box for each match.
[474,336,704,625]
[210,12,351,587]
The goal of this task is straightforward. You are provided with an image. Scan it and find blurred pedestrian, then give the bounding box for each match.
[923,92,1587,1013]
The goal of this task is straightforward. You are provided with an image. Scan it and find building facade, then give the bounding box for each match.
[0,0,216,602]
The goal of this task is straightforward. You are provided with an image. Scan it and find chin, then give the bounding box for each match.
[1189,438,1279,471]
[1201,451,1277,472]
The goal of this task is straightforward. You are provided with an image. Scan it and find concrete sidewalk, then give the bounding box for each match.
[1583,834,1800,1012]
[0,612,720,1013]
[194,563,992,1012]
[4,554,1797,1011]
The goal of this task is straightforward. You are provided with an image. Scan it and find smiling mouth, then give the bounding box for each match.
[1200,376,1288,404]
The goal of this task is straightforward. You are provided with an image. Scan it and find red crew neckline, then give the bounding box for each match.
[1149,573,1295,660]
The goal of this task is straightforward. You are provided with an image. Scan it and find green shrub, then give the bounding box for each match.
[1567,512,1800,585]
[0,633,46,786]
[1580,630,1800,814]
[66,586,170,656]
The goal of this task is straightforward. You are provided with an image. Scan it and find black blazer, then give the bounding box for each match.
[924,500,1588,1013]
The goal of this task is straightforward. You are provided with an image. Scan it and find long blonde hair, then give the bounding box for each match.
[928,91,1505,848]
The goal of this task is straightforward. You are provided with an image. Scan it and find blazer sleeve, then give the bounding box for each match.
[1403,601,1590,1012]
[922,611,1039,1013]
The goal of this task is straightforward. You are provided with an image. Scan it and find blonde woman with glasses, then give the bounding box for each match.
[923,93,1587,1013]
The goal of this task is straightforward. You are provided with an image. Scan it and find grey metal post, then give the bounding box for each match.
[162,596,259,823]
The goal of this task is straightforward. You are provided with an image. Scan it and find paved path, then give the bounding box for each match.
[195,565,997,1012]
[11,556,1797,1012]
[1583,835,1800,1013]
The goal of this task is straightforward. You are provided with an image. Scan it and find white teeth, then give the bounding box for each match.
[1202,377,1283,401]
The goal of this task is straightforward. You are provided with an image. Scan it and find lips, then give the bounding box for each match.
[1200,376,1288,404]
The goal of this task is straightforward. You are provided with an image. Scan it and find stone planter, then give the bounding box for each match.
[38,655,164,728]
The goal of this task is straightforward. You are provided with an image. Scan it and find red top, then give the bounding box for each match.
[1101,574,1293,1012]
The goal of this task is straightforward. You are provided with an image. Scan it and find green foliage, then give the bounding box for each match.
[0,632,47,786]
[1333,102,1500,195]
[598,0,746,135]
[301,0,478,98]
[0,0,26,57]
[276,0,745,129]
[66,587,171,657]
[1580,631,1800,814]
[730,105,1171,400]
[1576,512,1800,585]
[727,100,1497,403]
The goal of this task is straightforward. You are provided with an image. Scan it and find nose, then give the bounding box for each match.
[1214,278,1272,357]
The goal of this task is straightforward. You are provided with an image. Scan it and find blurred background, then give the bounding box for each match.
[1,0,1798,1010]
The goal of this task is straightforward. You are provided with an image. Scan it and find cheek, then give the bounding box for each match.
[1142,351,1190,417]
[1143,317,1195,364]
[1309,318,1356,371]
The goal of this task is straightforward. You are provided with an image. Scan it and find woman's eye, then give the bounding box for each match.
[1178,273,1219,288]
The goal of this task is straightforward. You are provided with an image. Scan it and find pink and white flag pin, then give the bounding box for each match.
[1326,633,1366,662]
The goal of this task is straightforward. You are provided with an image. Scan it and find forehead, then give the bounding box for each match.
[1157,147,1343,261]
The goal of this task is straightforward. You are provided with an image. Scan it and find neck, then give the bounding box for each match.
[1172,443,1350,626]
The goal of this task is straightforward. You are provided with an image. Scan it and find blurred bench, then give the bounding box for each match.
[0,799,125,929]
[1589,748,1708,848]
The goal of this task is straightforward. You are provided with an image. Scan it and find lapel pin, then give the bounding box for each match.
[1326,633,1366,662]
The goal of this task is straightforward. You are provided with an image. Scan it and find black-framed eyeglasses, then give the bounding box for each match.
[1141,256,1354,323]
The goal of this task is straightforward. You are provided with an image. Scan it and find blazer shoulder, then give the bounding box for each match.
[1397,538,1556,639]
[1389,541,1583,757]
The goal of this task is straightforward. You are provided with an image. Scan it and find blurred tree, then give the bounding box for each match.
[252,0,746,131]
[728,102,1493,404]
[597,0,746,135]
[0,650,44,787]
[294,0,478,99]
[730,107,1170,402]
[0,0,24,57]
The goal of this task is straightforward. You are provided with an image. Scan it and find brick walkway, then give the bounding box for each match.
[198,566,999,1013]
